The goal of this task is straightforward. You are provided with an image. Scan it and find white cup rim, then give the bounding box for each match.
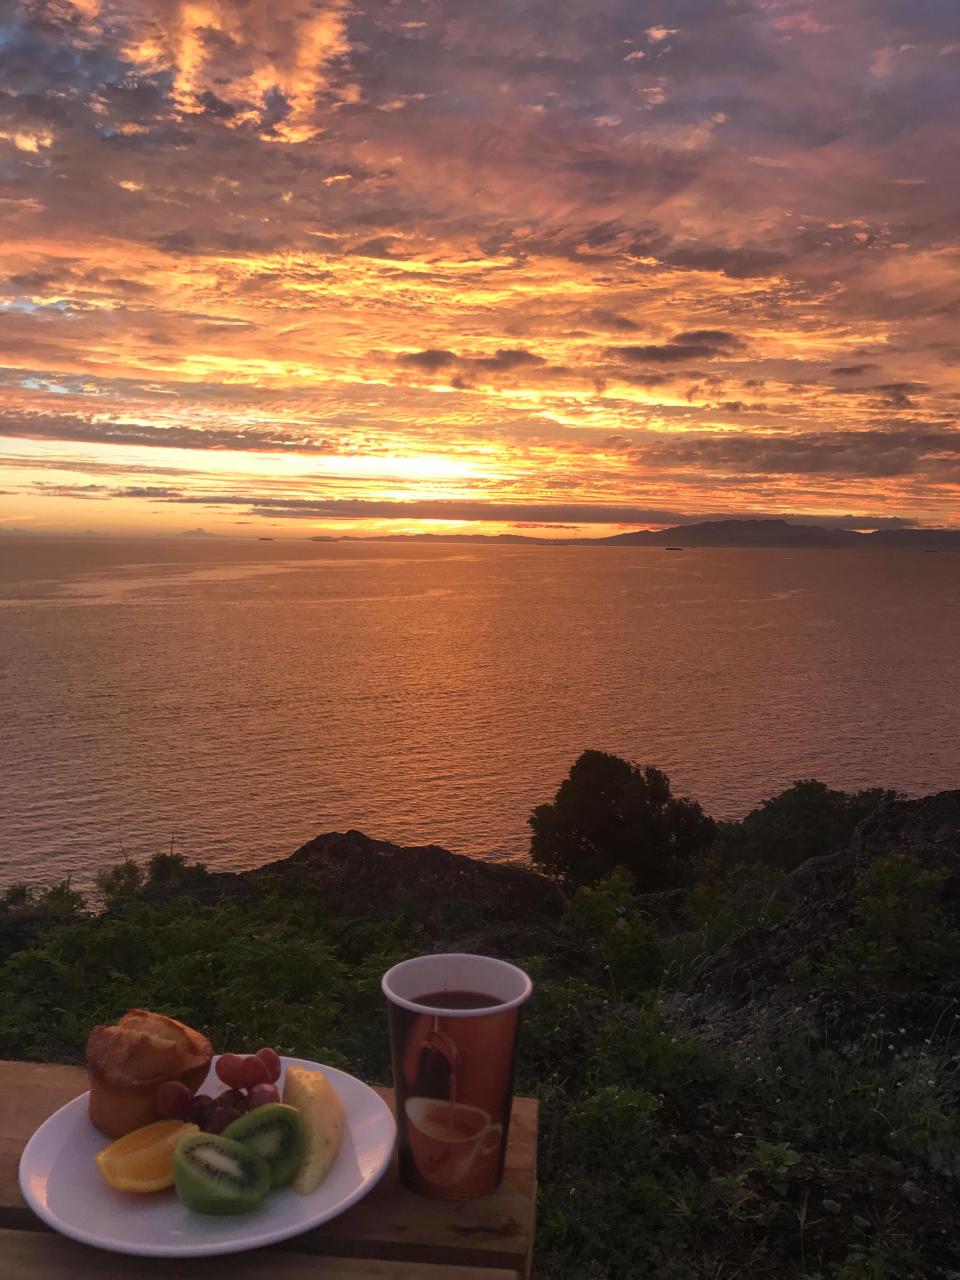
[382,953,533,1017]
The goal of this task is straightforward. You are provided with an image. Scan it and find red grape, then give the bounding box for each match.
[205,1104,236,1135]
[238,1055,270,1088]
[246,1082,280,1111]
[156,1080,192,1120]
[216,1088,246,1112]
[214,1053,246,1089]
[255,1047,281,1084]
[190,1093,215,1127]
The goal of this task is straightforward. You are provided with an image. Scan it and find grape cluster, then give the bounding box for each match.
[156,1048,282,1134]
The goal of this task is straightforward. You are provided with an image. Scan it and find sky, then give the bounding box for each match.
[1,0,959,539]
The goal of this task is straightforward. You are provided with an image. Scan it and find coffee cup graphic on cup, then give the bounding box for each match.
[404,1097,503,1188]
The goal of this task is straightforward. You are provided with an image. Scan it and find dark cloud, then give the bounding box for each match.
[155,231,199,255]
[607,343,731,363]
[472,349,545,371]
[0,414,340,454]
[195,91,238,120]
[871,382,930,409]
[106,490,922,531]
[398,347,546,375]
[831,364,877,376]
[672,330,742,348]
[345,237,402,259]
[31,483,109,498]
[115,486,186,498]
[586,310,640,332]
[632,428,960,479]
[398,349,457,370]
[664,246,789,279]
[621,372,671,386]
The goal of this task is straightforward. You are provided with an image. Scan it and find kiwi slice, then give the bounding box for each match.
[223,1103,305,1188]
[174,1132,271,1215]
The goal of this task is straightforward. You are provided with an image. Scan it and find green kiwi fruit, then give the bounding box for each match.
[174,1133,271,1215]
[223,1103,305,1188]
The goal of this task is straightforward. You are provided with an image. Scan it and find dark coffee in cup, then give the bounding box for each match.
[414,990,499,1010]
[382,955,533,1200]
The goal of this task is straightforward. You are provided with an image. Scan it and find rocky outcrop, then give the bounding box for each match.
[201,830,566,940]
[850,790,960,861]
[681,791,960,1047]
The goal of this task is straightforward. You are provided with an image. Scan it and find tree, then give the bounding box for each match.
[529,750,716,892]
[710,779,899,874]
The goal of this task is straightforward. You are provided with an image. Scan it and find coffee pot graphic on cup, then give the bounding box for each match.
[412,1016,460,1101]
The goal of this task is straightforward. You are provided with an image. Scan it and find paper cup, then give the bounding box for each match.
[382,954,532,1199]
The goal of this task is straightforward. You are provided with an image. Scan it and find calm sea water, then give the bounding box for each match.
[1,537,958,889]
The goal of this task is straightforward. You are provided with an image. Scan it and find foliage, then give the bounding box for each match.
[529,750,715,891]
[3,790,959,1278]
[95,860,144,909]
[687,860,790,948]
[559,868,665,997]
[820,854,958,984]
[710,779,899,874]
[0,879,89,962]
[0,879,419,1079]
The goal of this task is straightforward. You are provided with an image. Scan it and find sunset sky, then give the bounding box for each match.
[2,0,959,538]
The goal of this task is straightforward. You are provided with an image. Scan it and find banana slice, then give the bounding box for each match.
[281,1065,344,1194]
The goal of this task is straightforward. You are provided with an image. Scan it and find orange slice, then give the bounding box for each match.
[95,1119,199,1193]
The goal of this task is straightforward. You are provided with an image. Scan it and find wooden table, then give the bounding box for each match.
[0,1060,537,1280]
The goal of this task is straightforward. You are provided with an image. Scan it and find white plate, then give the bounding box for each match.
[18,1056,396,1257]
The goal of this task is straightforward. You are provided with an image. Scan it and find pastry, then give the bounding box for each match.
[86,1009,213,1138]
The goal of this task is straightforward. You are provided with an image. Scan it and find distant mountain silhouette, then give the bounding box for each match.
[322,532,544,544]
[316,518,960,550]
[593,519,855,547]
[593,519,960,549]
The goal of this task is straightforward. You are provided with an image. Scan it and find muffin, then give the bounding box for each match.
[86,1009,213,1138]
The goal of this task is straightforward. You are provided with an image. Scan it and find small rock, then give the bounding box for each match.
[822,1199,842,1215]
[901,1180,926,1206]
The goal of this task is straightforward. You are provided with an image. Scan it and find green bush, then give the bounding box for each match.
[821,854,957,984]
[529,750,715,890]
[711,780,898,873]
[0,885,420,1078]
[687,860,789,948]
[559,868,665,997]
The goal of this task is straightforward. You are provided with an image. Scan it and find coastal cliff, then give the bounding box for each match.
[230,829,566,928]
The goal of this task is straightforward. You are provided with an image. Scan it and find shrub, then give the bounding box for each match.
[529,750,715,891]
[560,869,665,998]
[711,780,898,874]
[821,854,957,984]
[687,861,790,949]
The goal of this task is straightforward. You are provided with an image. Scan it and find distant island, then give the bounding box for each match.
[310,518,960,550]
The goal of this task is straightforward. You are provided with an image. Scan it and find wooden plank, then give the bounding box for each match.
[0,1229,518,1280]
[300,1096,538,1275]
[0,1060,537,1277]
[0,1061,86,1221]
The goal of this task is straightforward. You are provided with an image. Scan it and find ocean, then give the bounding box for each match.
[1,536,958,889]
